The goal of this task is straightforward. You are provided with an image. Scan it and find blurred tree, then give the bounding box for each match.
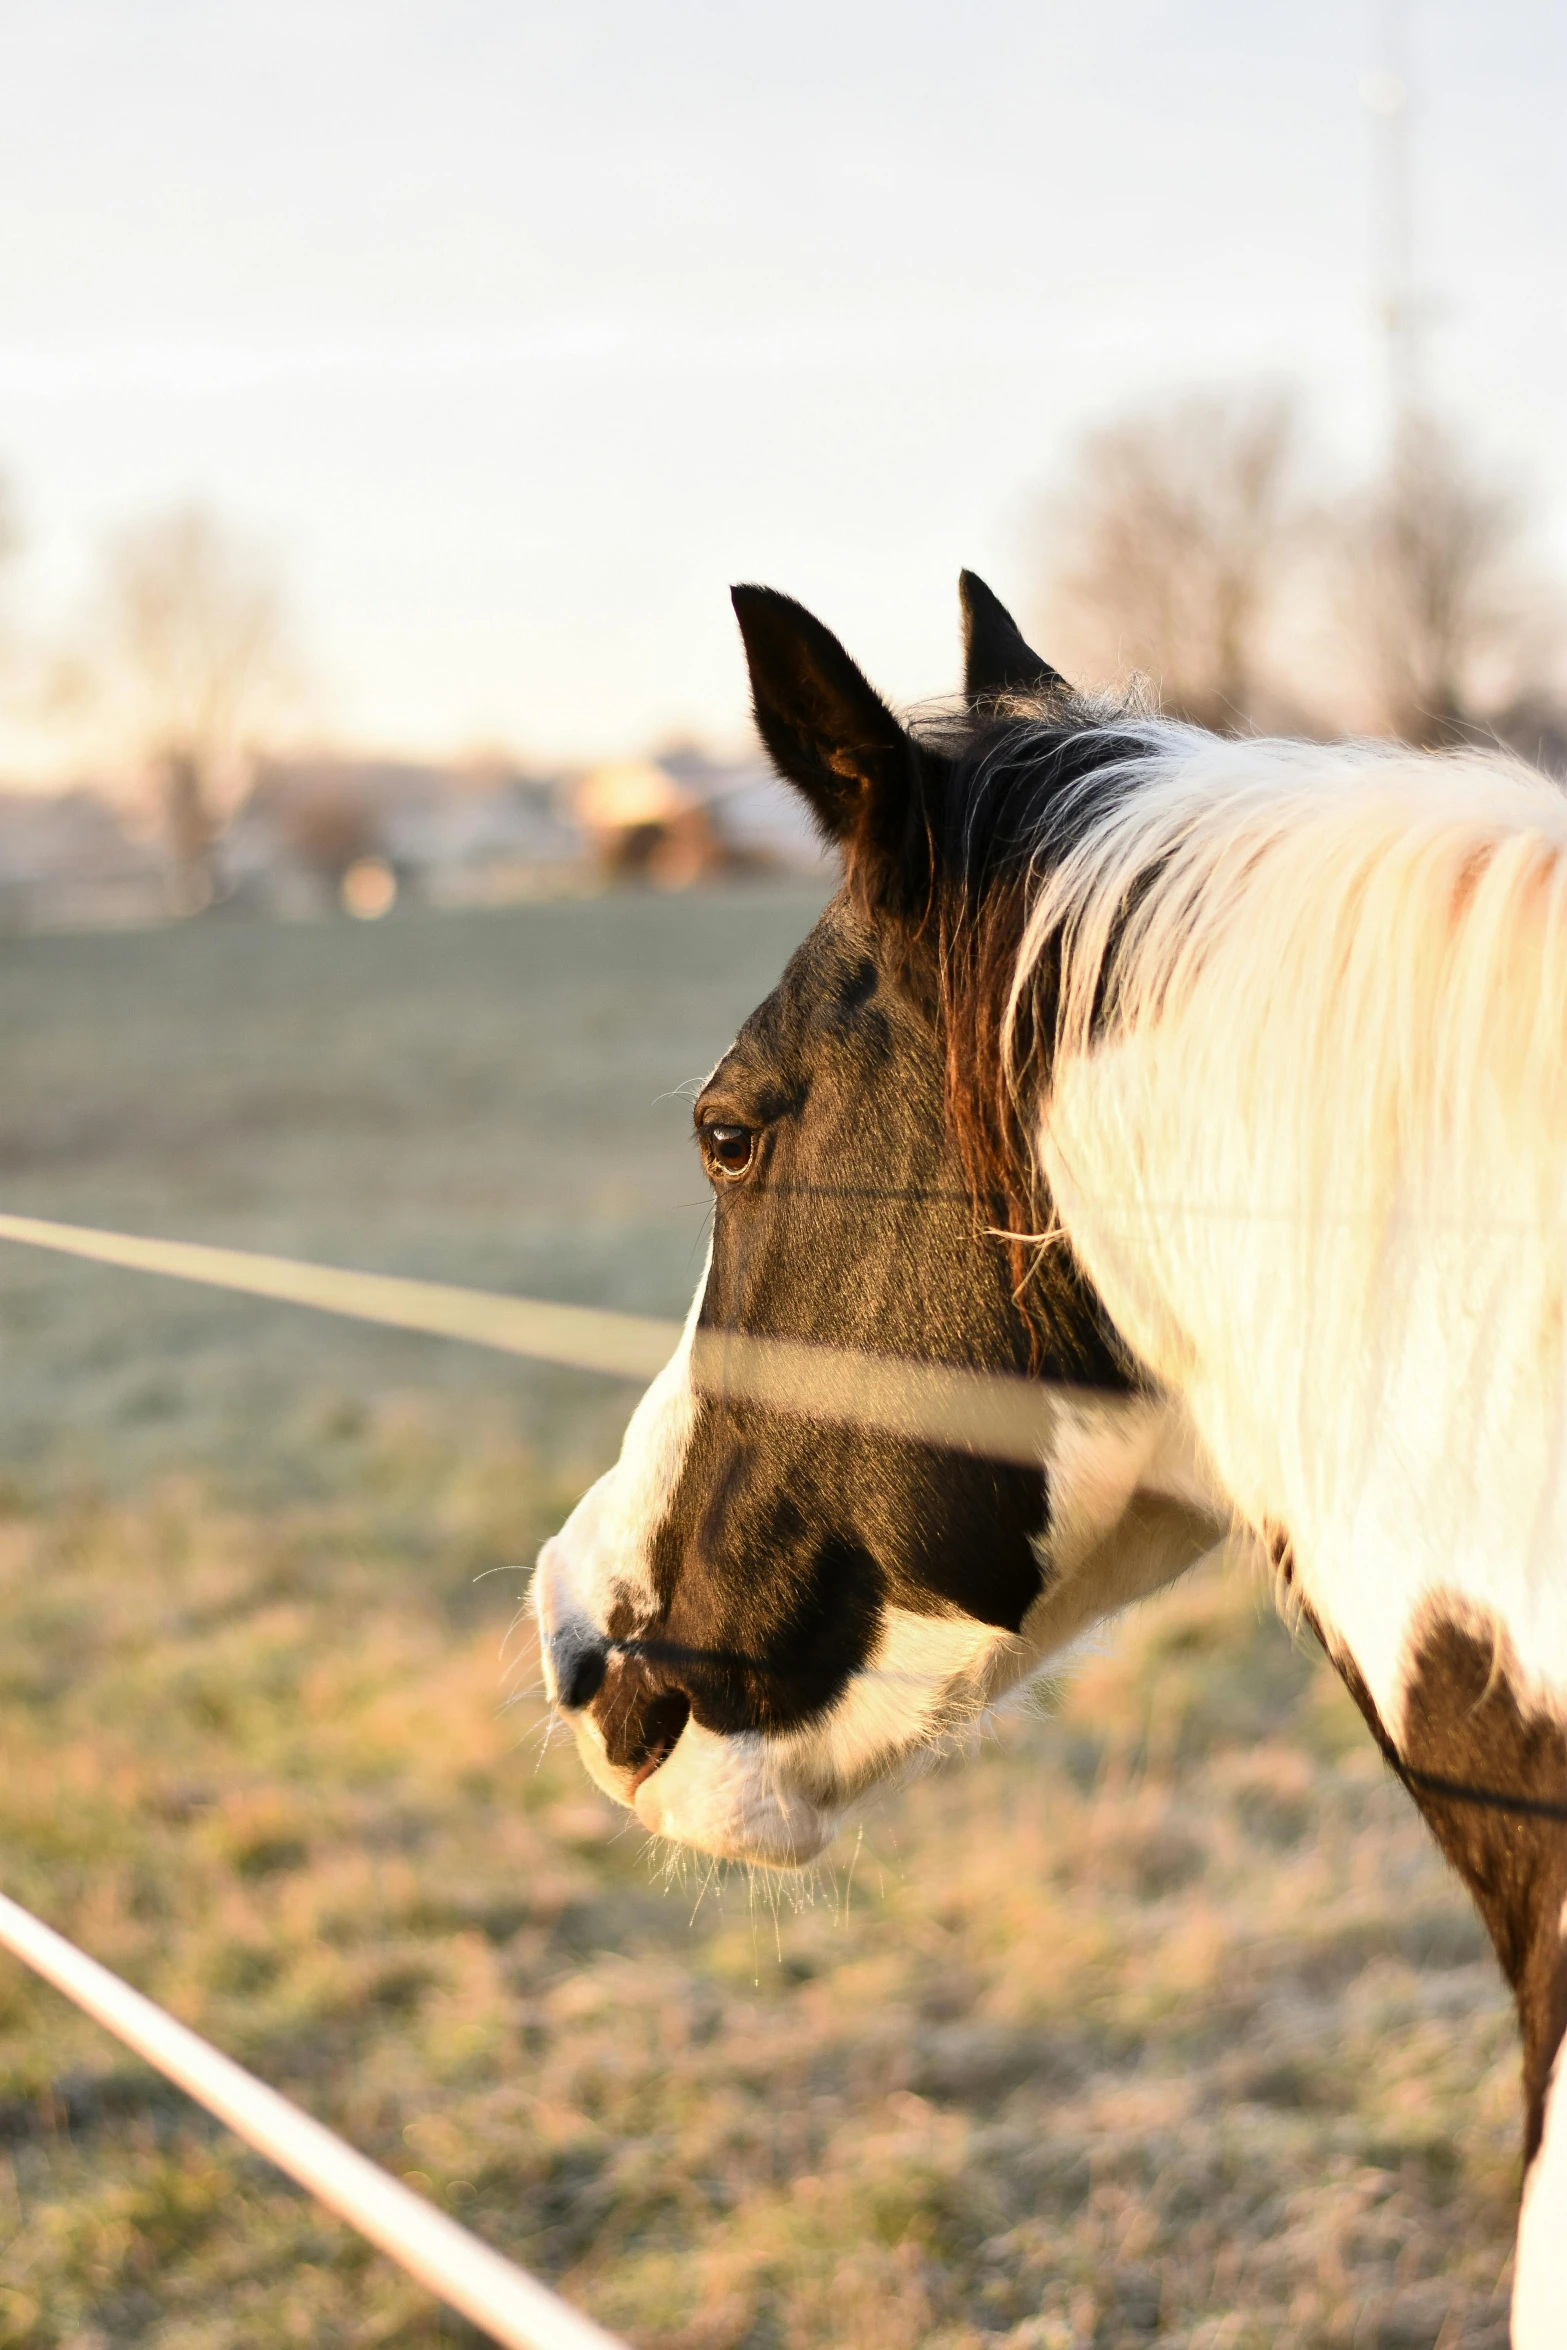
[86,508,294,912]
[1336,414,1556,747]
[1037,389,1304,732]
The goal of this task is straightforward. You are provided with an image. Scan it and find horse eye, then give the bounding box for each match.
[702,1122,755,1179]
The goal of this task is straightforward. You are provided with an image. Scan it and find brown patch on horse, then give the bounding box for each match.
[1303,1598,1567,2165]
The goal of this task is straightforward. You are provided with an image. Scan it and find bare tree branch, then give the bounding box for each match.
[1336,415,1558,747]
[1037,389,1305,732]
[89,508,295,912]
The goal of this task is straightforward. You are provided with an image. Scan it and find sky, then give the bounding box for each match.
[0,0,1562,769]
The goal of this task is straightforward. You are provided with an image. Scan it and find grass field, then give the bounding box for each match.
[0,893,1522,2349]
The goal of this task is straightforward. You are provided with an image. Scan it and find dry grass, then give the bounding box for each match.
[0,895,1524,2348]
[0,1448,1519,2350]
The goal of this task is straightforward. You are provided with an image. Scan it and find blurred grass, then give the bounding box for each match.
[0,893,1521,2349]
[0,889,826,1500]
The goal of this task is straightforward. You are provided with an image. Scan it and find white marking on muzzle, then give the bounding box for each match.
[630,1608,1009,1867]
[544,1366,1231,1864]
[533,1244,710,1724]
[634,1722,830,1865]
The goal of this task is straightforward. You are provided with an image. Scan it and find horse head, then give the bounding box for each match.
[533,578,1226,1863]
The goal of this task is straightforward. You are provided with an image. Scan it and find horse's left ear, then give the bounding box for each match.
[959,570,1069,703]
[730,584,920,847]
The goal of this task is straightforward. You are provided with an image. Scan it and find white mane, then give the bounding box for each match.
[1012,726,1567,1731]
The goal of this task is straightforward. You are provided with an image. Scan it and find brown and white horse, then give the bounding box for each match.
[535,576,1567,2339]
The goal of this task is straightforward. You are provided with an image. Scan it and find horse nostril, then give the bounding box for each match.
[590,1655,693,1783]
[556,1637,608,1712]
[630,1690,691,1788]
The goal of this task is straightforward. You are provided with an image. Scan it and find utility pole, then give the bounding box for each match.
[1360,0,1423,453]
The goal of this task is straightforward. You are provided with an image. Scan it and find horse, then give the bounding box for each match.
[534,574,1567,2340]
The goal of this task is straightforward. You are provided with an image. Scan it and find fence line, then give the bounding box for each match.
[0,1211,677,1380]
[687,1326,1081,1465]
[0,1210,1093,1465]
[0,1890,627,2350]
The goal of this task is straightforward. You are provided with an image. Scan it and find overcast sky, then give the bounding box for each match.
[0,0,1562,766]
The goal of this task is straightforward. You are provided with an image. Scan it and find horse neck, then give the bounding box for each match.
[1017,734,1567,2193]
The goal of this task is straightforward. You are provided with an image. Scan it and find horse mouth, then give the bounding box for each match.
[626,1690,691,1793]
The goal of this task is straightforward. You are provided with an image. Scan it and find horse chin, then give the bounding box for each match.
[563,1709,832,1867]
[632,1719,834,1869]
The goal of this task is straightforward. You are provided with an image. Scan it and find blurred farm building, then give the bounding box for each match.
[658,743,833,874]
[573,748,830,885]
[224,758,585,915]
[0,750,830,931]
[238,750,827,910]
[574,758,723,885]
[0,790,165,931]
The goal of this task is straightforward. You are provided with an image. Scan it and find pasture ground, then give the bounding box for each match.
[0,894,1520,2349]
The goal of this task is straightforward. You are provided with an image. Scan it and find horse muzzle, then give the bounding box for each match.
[533,1538,830,1865]
[534,1535,697,1800]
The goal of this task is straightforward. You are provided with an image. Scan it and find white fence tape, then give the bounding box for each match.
[0,1211,677,1381]
[0,1891,628,2350]
[0,1210,1084,1465]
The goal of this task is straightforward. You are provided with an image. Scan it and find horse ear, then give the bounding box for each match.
[959,570,1069,703]
[730,584,917,845]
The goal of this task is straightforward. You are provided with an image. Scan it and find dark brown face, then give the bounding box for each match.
[636,892,1053,1723]
[533,887,1131,1861]
[533,573,1158,1865]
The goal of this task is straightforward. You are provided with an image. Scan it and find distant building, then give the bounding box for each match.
[656,745,834,876]
[223,757,586,914]
[0,742,833,933]
[573,759,727,885]
[0,790,165,931]
[576,748,834,885]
